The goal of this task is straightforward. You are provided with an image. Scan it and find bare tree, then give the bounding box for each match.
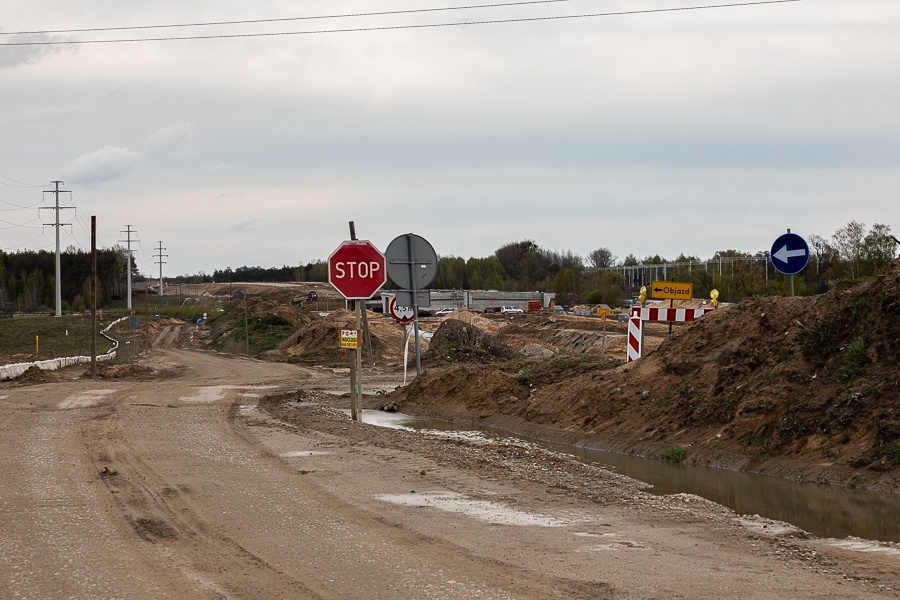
[587,247,616,269]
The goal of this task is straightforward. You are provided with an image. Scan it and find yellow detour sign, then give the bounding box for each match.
[650,281,693,300]
[340,329,361,349]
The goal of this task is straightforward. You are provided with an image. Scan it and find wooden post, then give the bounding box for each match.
[668,298,674,335]
[91,216,97,378]
[348,221,361,421]
[349,300,359,421]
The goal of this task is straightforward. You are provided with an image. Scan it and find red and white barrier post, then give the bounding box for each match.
[627,315,643,362]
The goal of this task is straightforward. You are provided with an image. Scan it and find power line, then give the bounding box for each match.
[1,1,803,46]
[0,173,46,188]
[0,216,42,229]
[4,0,586,35]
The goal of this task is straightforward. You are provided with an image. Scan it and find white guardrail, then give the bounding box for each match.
[0,317,125,381]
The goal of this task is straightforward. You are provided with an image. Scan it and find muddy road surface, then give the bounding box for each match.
[1,325,897,599]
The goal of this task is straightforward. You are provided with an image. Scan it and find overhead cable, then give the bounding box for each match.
[1,1,803,46]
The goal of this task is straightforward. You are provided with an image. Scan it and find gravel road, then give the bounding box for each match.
[0,324,897,598]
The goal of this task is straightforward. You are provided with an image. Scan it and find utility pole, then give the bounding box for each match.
[91,217,97,378]
[39,181,74,317]
[154,242,167,298]
[119,225,138,310]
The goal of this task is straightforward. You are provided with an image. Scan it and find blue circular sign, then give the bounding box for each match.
[770,232,810,276]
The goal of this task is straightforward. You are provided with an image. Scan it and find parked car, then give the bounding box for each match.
[434,307,457,317]
[500,305,524,315]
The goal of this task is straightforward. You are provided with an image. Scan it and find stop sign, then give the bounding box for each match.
[328,240,387,300]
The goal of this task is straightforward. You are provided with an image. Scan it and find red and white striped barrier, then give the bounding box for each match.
[625,305,715,362]
[627,315,643,362]
[629,306,715,322]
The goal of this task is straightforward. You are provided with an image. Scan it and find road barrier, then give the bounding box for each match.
[627,316,643,363]
[626,306,716,361]
[0,317,124,381]
[629,306,715,322]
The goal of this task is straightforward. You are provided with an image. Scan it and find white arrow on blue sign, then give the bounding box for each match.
[770,232,810,276]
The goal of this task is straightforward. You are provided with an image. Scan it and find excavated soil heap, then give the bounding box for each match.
[396,261,900,494]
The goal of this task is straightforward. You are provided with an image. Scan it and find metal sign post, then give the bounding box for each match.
[385,233,438,376]
[770,229,810,297]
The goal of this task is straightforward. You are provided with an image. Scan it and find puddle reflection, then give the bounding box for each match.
[355,410,900,543]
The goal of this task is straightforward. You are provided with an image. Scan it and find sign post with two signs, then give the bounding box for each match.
[386,233,438,377]
[328,237,387,421]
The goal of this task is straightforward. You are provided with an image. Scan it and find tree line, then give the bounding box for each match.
[205,220,896,307]
[0,247,131,313]
[427,220,898,306]
[2,220,895,313]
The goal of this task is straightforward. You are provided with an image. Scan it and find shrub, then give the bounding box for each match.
[516,369,532,386]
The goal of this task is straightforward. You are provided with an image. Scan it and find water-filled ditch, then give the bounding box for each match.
[356,410,900,543]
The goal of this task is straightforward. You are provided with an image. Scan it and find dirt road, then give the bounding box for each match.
[1,324,897,598]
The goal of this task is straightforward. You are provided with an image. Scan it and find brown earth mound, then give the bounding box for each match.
[273,309,428,367]
[89,363,158,379]
[424,318,515,366]
[12,365,51,385]
[395,261,900,495]
[204,296,312,355]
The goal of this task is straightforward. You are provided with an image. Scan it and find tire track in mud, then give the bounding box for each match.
[86,399,325,598]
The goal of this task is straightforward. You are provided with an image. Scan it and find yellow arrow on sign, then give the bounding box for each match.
[650,281,693,300]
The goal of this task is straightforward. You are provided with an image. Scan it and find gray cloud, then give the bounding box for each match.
[1,1,898,274]
[63,145,140,185]
[146,123,199,156]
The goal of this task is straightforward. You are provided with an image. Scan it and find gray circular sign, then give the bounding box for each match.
[385,233,438,290]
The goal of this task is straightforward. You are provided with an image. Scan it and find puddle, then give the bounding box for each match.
[180,385,235,403]
[363,411,900,543]
[823,539,900,556]
[181,384,277,403]
[280,450,331,458]
[375,491,573,527]
[58,389,116,409]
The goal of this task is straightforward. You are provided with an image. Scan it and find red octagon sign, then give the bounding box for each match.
[328,240,387,300]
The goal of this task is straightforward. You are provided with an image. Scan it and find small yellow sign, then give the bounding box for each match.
[340,329,361,349]
[650,281,693,300]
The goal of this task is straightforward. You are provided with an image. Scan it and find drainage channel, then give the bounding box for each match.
[355,410,900,543]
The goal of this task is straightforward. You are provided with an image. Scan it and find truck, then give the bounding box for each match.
[525,300,543,314]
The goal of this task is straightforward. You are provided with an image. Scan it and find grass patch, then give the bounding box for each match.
[516,368,532,386]
[838,336,868,381]
[550,355,595,369]
[226,314,297,355]
[0,315,116,363]
[888,444,900,464]
[661,445,686,463]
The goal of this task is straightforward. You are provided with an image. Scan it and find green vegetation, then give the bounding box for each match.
[516,368,532,386]
[550,355,595,369]
[0,315,115,362]
[661,445,687,463]
[1,219,896,316]
[229,314,296,355]
[887,444,900,464]
[838,336,869,381]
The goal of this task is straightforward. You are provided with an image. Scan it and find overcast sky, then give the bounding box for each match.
[1,0,898,277]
